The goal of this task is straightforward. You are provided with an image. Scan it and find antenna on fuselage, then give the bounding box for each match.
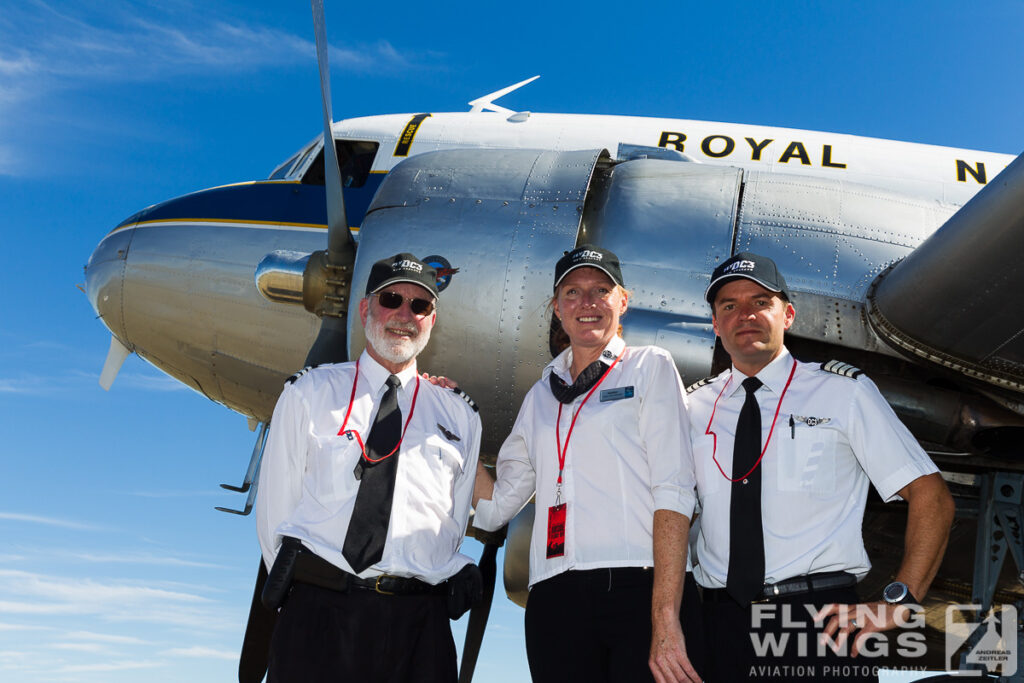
[467,75,540,113]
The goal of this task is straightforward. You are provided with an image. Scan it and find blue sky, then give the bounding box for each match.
[0,1,1021,681]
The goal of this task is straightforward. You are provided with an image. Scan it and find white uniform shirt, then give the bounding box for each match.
[687,347,938,588]
[256,351,482,585]
[474,336,697,587]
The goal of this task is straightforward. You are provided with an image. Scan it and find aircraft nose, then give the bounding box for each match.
[84,226,134,343]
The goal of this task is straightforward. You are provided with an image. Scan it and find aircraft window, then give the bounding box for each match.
[269,151,301,180]
[301,140,379,188]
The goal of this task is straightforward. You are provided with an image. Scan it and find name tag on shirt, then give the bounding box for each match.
[600,386,634,402]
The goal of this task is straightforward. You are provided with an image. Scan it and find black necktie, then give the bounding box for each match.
[726,376,765,604]
[343,374,402,573]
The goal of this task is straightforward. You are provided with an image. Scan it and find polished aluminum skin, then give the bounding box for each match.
[86,222,322,416]
[350,148,607,444]
[86,148,1023,443]
[868,152,1024,391]
[86,146,1024,608]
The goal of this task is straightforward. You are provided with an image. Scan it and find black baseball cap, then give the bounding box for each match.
[365,253,439,298]
[705,251,791,304]
[553,244,624,292]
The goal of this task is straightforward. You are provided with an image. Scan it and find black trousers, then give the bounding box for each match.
[268,582,457,683]
[525,567,657,683]
[701,585,878,682]
[681,571,706,679]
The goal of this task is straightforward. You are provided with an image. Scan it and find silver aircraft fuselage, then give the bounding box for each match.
[84,110,1018,457]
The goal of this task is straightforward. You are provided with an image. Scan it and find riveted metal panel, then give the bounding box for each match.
[352,148,607,454]
[734,172,957,353]
[583,159,741,383]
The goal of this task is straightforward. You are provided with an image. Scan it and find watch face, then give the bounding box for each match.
[884,581,909,603]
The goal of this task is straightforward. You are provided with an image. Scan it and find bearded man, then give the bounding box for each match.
[256,252,482,683]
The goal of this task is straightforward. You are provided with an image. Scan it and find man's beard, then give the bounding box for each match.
[364,307,431,366]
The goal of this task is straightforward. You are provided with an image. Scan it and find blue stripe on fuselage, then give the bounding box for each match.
[114,176,386,230]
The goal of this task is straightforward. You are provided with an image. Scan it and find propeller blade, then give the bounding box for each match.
[237,3,358,679]
[311,0,352,258]
[304,311,351,367]
[306,0,356,367]
[458,542,500,683]
[238,559,275,683]
[99,335,131,390]
[237,5,357,680]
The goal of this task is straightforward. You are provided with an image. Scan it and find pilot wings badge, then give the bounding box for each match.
[437,423,461,442]
[794,415,831,427]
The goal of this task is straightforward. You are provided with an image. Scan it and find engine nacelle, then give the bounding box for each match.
[350,149,735,457]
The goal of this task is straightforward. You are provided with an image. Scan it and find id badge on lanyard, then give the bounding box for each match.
[548,347,625,561]
[546,503,567,558]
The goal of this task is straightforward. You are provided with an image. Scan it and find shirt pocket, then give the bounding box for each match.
[407,434,465,516]
[311,434,363,506]
[776,421,837,495]
[693,435,723,499]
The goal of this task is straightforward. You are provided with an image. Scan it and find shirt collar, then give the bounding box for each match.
[358,350,419,393]
[544,335,626,383]
[727,346,793,397]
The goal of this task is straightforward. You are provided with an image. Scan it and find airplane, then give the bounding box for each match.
[83,3,1024,680]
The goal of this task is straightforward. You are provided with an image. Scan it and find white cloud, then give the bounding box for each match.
[116,372,193,392]
[0,2,409,176]
[0,512,103,531]
[63,630,150,645]
[53,642,111,653]
[68,551,230,570]
[0,368,190,395]
[0,373,94,395]
[53,659,165,674]
[160,645,235,660]
[0,622,50,632]
[123,489,221,498]
[0,568,240,634]
[0,568,211,606]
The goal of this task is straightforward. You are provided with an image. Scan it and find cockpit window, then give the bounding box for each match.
[269,151,301,180]
[301,139,379,188]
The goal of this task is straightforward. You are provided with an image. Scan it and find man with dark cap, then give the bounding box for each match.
[665,252,954,681]
[256,252,482,682]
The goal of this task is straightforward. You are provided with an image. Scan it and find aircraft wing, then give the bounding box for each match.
[867,151,1024,393]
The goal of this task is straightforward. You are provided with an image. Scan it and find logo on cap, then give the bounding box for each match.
[723,259,755,274]
[577,250,603,261]
[395,260,423,273]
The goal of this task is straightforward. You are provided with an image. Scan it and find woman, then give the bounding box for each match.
[473,245,700,682]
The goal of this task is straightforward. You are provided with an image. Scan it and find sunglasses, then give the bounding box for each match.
[375,291,436,316]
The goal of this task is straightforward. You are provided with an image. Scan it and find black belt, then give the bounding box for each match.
[701,571,857,604]
[293,547,447,597]
[537,566,653,591]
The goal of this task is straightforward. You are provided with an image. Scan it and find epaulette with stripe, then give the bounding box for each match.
[451,387,479,412]
[285,364,321,385]
[820,360,863,379]
[686,376,716,394]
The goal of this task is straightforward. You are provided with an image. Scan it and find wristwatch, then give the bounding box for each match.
[882,581,918,605]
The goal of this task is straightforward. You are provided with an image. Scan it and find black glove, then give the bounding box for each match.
[446,563,483,620]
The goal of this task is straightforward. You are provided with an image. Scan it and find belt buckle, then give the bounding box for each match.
[374,574,396,595]
[752,583,780,604]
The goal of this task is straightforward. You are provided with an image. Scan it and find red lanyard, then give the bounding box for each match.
[705,359,797,482]
[337,359,420,463]
[553,347,626,498]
